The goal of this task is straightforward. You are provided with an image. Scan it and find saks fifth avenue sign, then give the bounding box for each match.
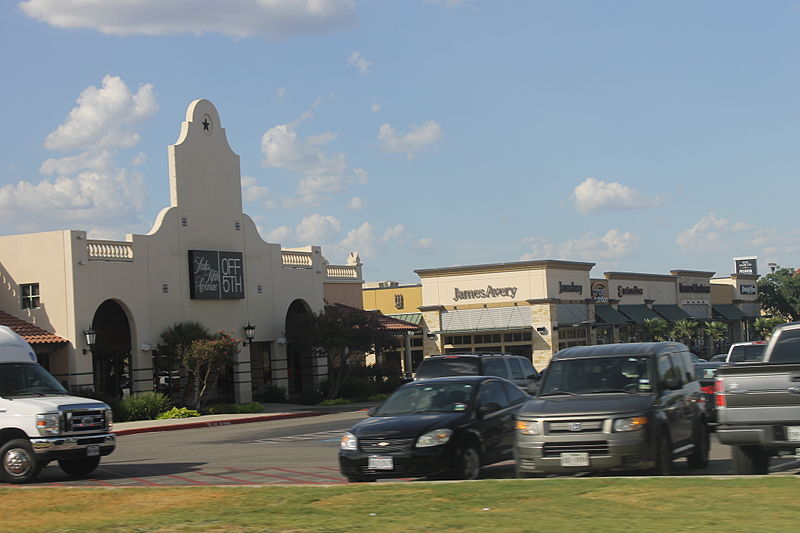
[679,283,710,294]
[189,250,245,299]
[453,285,517,302]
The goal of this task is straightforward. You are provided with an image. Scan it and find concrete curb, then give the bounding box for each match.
[114,411,326,436]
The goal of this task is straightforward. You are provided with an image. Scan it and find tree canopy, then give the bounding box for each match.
[757,267,800,321]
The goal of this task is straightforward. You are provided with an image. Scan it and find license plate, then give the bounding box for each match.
[560,452,590,467]
[787,426,800,441]
[368,456,393,470]
[86,445,100,457]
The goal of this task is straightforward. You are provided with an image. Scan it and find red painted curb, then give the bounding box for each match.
[114,411,326,436]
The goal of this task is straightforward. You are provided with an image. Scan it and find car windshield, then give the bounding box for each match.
[539,356,653,395]
[728,344,765,362]
[414,357,481,379]
[374,382,476,415]
[0,362,68,397]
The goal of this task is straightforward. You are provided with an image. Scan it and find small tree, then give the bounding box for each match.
[159,322,211,401]
[671,319,698,347]
[182,331,239,410]
[703,321,727,355]
[754,316,784,340]
[642,318,670,341]
[288,305,400,400]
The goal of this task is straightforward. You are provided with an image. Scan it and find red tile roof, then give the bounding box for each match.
[0,311,68,345]
[332,303,422,332]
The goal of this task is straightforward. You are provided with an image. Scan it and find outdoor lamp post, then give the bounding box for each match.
[83,327,97,355]
[243,323,256,346]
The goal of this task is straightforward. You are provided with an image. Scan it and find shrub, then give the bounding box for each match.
[120,392,171,421]
[203,402,264,415]
[262,384,288,403]
[366,393,389,403]
[156,407,200,419]
[319,398,350,406]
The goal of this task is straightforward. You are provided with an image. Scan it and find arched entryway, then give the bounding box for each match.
[285,299,314,396]
[90,300,133,399]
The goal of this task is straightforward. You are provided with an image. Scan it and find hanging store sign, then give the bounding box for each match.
[734,257,758,276]
[617,285,644,298]
[591,281,608,303]
[679,283,710,294]
[559,281,583,295]
[740,284,757,295]
[188,250,245,299]
[453,285,517,302]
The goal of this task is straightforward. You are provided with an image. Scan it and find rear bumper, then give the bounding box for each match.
[30,433,116,461]
[715,424,800,452]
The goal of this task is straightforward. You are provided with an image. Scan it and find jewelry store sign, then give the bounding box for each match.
[189,250,245,299]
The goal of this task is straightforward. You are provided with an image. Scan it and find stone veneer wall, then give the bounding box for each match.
[530,301,557,369]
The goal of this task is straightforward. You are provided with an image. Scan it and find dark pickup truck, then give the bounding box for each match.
[715,321,800,474]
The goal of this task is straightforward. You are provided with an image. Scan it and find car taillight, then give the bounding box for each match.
[700,385,714,395]
[715,378,726,408]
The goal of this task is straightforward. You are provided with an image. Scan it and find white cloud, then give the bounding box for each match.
[241,176,274,207]
[296,214,341,243]
[571,177,661,214]
[265,225,293,243]
[337,222,377,258]
[348,196,365,210]
[44,75,157,152]
[275,87,287,103]
[381,224,406,242]
[130,152,147,166]
[39,150,115,176]
[371,99,382,114]
[20,0,357,40]
[378,120,442,158]
[521,230,640,262]
[675,213,769,254]
[348,51,372,75]
[426,0,468,8]
[413,237,436,253]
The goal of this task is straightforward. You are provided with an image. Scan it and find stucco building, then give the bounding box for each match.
[0,100,363,403]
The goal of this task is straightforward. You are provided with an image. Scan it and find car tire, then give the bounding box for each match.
[687,422,710,469]
[0,439,41,484]
[652,432,673,476]
[732,445,770,475]
[455,445,481,480]
[58,456,101,478]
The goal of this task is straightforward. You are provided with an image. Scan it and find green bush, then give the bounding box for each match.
[120,392,171,421]
[319,398,350,406]
[156,407,200,419]
[366,393,389,403]
[262,383,288,403]
[203,402,264,415]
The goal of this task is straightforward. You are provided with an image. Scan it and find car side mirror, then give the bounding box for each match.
[478,402,501,417]
[367,407,377,417]
[663,378,681,390]
[526,382,540,395]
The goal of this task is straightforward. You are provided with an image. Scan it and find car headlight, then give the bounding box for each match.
[416,428,453,448]
[36,413,61,436]
[516,420,540,435]
[105,409,114,430]
[612,416,647,432]
[340,432,358,450]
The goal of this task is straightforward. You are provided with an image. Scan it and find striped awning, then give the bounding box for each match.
[617,305,660,324]
[594,305,630,325]
[653,305,692,322]
[388,313,423,325]
[713,304,747,320]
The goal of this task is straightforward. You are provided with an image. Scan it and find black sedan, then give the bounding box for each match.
[339,375,529,482]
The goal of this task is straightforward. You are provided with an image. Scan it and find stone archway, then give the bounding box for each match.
[90,300,133,399]
[285,299,314,396]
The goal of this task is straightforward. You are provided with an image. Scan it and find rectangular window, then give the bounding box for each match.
[20,283,40,309]
[394,294,404,309]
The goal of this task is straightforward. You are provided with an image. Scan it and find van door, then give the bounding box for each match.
[656,354,689,448]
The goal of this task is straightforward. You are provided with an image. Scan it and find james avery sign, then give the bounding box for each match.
[189,250,245,299]
[453,285,517,302]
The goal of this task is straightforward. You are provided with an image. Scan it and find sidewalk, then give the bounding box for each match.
[113,402,376,436]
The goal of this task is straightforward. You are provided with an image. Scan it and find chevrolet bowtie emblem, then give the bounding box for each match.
[377,441,390,447]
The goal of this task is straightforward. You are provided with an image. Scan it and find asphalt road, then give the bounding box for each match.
[28,412,800,487]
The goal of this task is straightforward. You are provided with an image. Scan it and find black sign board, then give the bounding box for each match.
[188,250,245,299]
[734,257,757,276]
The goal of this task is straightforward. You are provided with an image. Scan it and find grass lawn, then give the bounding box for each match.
[2,477,798,532]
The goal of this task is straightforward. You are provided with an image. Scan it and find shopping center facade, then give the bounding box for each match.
[0,100,363,403]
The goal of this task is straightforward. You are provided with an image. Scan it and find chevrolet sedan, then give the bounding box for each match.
[339,375,529,482]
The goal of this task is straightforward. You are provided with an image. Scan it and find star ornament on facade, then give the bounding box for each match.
[202,118,210,131]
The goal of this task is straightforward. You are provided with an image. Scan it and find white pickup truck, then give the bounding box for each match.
[0,326,115,483]
[715,321,800,474]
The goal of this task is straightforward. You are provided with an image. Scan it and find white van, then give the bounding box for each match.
[0,326,115,483]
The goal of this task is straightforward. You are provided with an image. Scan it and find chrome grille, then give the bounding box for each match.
[359,438,414,453]
[546,420,605,434]
[65,409,107,433]
[543,441,609,457]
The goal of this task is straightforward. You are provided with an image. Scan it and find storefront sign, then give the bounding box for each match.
[734,257,758,276]
[679,283,710,294]
[618,285,644,298]
[559,281,583,295]
[453,285,517,302]
[740,284,757,295]
[189,250,245,299]
[591,281,608,303]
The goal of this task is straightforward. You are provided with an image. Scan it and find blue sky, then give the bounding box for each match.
[1,1,798,285]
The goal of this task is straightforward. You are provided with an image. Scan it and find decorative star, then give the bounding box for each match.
[202,118,210,131]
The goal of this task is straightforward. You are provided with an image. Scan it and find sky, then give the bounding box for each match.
[1,1,799,285]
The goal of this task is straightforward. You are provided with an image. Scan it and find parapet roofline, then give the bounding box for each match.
[415,259,595,277]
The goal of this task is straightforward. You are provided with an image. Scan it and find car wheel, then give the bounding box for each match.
[58,456,101,478]
[732,445,770,475]
[687,422,710,469]
[455,445,481,480]
[0,439,41,484]
[652,432,673,476]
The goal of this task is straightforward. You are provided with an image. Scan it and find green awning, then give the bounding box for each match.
[388,313,423,325]
[653,305,691,322]
[594,304,630,325]
[617,304,660,324]
[713,304,747,320]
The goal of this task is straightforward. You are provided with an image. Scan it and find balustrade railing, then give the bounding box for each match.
[87,240,133,262]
